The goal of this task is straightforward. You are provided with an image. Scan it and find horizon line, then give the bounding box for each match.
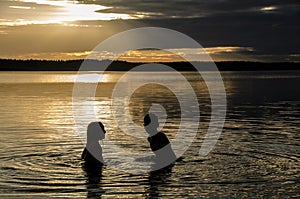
[0,58,298,64]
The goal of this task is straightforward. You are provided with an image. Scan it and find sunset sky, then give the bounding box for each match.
[0,0,299,62]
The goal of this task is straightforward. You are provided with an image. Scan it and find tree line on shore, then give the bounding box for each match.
[0,59,299,71]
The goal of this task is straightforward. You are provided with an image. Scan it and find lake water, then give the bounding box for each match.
[0,71,299,198]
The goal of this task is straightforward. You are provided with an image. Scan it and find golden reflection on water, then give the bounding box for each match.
[0,72,122,83]
[0,71,299,197]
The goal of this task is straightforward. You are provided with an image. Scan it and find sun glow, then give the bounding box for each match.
[5,47,255,61]
[1,0,134,26]
[260,6,278,12]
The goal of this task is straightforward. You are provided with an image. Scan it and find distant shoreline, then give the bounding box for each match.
[0,59,299,71]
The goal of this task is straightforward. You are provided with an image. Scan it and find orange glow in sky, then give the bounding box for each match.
[0,0,298,62]
[0,0,136,26]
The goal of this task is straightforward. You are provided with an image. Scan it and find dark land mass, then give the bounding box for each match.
[0,59,299,71]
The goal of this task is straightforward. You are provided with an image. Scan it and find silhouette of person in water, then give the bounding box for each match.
[82,122,106,168]
[143,113,177,170]
[81,122,106,197]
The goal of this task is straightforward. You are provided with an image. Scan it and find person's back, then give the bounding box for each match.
[82,144,103,167]
[147,132,169,151]
[144,113,176,169]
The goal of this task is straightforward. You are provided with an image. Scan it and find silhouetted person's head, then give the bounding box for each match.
[87,122,106,144]
[144,113,159,136]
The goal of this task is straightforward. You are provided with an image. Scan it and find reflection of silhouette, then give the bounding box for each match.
[82,164,105,198]
[82,122,106,167]
[146,165,173,199]
[143,113,177,170]
[81,122,106,198]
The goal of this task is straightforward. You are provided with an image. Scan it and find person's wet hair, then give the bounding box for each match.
[87,122,106,143]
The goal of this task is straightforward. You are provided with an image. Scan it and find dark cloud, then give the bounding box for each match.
[79,0,300,18]
[75,0,299,58]
[0,0,298,61]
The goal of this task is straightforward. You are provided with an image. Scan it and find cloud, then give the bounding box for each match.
[77,0,300,18]
[78,0,299,58]
[0,51,92,60]
[0,47,276,62]
[0,0,135,26]
[0,0,299,61]
[116,47,255,62]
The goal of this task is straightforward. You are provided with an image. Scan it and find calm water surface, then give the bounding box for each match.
[0,71,299,198]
